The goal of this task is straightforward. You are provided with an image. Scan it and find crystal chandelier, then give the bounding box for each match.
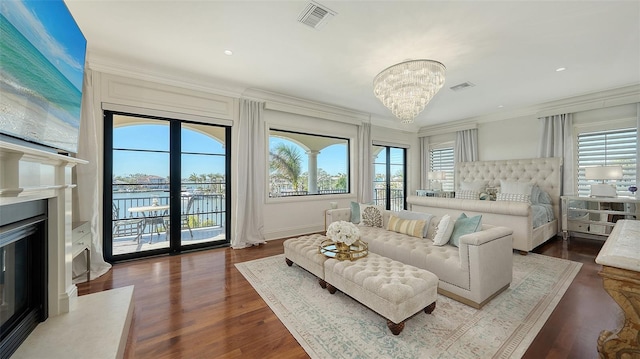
[373,60,446,124]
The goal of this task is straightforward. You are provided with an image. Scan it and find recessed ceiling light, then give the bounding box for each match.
[224,50,233,56]
[555,67,566,72]
[498,105,504,108]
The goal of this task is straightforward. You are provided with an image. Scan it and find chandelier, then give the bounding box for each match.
[373,60,446,124]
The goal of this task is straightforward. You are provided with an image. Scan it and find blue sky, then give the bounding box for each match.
[1,0,86,90]
[269,137,348,175]
[113,125,349,177]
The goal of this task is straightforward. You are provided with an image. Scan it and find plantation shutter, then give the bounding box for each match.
[576,128,637,197]
[429,147,454,191]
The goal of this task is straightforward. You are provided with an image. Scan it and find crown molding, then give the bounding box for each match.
[244,88,370,125]
[86,51,245,99]
[417,84,640,134]
[417,121,477,137]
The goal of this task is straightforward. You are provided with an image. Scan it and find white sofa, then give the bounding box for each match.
[325,208,514,308]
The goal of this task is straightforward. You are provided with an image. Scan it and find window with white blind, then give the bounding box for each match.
[576,128,637,197]
[429,146,454,191]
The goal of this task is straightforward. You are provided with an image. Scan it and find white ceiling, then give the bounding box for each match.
[65,1,640,129]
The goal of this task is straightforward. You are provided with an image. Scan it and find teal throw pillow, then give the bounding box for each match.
[350,201,360,224]
[449,213,482,247]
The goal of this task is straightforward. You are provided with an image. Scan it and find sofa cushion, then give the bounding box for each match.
[350,201,361,223]
[393,210,433,237]
[433,214,455,246]
[360,204,384,228]
[358,226,469,290]
[387,215,426,238]
[449,213,482,247]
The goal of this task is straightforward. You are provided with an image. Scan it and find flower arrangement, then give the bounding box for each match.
[326,220,360,245]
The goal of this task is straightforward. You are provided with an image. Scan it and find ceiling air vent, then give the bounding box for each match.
[298,1,337,30]
[450,82,476,92]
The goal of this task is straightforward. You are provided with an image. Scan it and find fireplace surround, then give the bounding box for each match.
[0,139,86,356]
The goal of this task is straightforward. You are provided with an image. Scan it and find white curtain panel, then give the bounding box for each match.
[75,69,112,281]
[357,122,373,203]
[455,128,479,163]
[419,136,430,189]
[232,99,266,249]
[538,113,575,195]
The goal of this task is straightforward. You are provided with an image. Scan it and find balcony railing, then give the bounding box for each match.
[373,188,405,212]
[112,194,225,238]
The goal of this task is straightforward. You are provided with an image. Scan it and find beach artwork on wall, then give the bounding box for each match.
[0,0,86,153]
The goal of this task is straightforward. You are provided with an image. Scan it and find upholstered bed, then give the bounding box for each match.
[408,157,562,253]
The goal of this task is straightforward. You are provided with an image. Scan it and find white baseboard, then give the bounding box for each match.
[264,224,324,240]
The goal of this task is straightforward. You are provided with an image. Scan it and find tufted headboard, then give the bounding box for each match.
[455,157,563,227]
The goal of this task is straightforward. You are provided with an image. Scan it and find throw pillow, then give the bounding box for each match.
[350,201,360,223]
[432,214,455,246]
[394,210,433,238]
[496,192,531,203]
[387,215,426,238]
[499,180,533,195]
[449,213,482,247]
[360,204,384,228]
[455,190,479,200]
[459,180,488,193]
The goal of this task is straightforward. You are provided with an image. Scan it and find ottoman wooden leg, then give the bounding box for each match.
[285,258,293,266]
[387,320,405,335]
[424,301,436,314]
[318,278,327,288]
[326,283,337,294]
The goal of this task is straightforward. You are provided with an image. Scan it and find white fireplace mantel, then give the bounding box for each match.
[0,139,87,316]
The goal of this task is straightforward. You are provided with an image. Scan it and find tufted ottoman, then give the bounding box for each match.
[324,253,438,335]
[283,234,330,288]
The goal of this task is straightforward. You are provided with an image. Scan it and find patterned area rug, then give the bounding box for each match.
[236,253,581,359]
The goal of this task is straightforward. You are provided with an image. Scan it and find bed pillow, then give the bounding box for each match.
[456,190,480,200]
[394,210,433,238]
[449,213,483,247]
[500,180,533,195]
[531,185,553,204]
[387,215,426,238]
[359,204,384,228]
[496,192,531,203]
[433,214,455,246]
[459,180,488,193]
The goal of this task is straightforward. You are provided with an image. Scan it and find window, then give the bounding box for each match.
[429,146,454,191]
[269,129,349,197]
[576,128,637,197]
[373,145,406,211]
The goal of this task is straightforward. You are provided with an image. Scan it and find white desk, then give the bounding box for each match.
[595,220,640,358]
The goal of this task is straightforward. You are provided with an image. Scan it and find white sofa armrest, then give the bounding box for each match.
[459,226,514,246]
[326,208,352,225]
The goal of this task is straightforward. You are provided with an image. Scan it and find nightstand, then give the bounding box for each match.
[72,221,91,282]
[561,196,639,240]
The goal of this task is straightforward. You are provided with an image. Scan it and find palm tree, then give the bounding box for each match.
[270,143,303,191]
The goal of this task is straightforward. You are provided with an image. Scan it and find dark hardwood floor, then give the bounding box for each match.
[78,235,620,358]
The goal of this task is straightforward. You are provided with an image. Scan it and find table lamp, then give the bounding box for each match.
[585,166,622,197]
[427,171,446,191]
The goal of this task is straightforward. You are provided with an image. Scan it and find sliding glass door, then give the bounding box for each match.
[104,111,230,262]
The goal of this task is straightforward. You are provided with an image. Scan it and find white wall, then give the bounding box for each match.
[477,115,539,160]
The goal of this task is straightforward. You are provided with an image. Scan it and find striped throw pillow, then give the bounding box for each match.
[496,192,531,203]
[387,215,426,238]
